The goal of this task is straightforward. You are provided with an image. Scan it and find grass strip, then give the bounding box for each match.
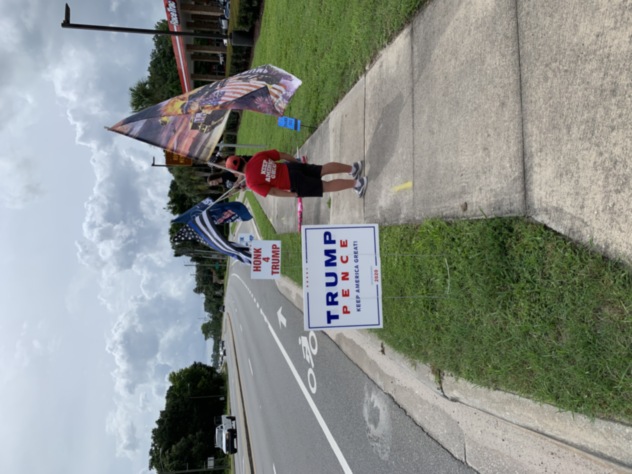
[235,0,428,155]
[379,219,632,423]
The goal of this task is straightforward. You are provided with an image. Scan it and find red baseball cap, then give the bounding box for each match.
[226,155,243,171]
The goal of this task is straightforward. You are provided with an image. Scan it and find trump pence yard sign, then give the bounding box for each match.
[302,225,383,330]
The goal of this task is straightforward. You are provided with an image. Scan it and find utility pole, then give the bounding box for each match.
[61,3,226,40]
[61,4,253,45]
[157,466,226,474]
[185,263,226,268]
[189,395,225,400]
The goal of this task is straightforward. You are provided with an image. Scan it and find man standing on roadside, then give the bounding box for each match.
[225,150,367,199]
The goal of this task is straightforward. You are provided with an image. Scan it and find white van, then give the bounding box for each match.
[215,415,237,454]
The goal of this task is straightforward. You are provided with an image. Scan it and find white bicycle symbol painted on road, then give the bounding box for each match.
[299,331,318,394]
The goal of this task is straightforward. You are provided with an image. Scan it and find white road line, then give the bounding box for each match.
[233,274,353,474]
[248,359,254,376]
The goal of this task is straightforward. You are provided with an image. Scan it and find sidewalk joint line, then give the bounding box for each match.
[514,0,529,217]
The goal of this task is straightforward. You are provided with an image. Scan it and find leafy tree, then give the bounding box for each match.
[161,432,211,471]
[204,296,224,316]
[128,20,182,112]
[129,78,154,113]
[168,164,224,204]
[201,320,214,340]
[147,21,183,100]
[149,363,226,472]
[167,179,197,217]
[201,312,223,342]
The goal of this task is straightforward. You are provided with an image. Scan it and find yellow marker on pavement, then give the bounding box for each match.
[392,181,413,192]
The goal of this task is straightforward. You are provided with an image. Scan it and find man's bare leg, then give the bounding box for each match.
[321,162,352,176]
[322,179,356,193]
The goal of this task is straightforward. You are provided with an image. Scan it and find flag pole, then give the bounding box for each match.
[208,186,241,208]
[217,143,267,150]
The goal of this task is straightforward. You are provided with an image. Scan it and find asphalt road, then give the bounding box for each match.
[223,260,473,474]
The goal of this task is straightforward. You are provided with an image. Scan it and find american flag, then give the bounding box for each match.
[202,64,301,116]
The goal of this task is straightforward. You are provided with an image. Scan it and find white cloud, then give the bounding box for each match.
[65,266,100,315]
[104,292,205,456]
[46,45,111,130]
[0,2,210,472]
[12,323,33,371]
[107,403,141,456]
[79,145,164,269]
[0,153,44,208]
[107,305,161,394]
[0,0,41,34]
[106,293,203,394]
[0,15,21,48]
[2,320,61,386]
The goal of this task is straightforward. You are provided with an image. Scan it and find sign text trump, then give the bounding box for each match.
[302,225,382,330]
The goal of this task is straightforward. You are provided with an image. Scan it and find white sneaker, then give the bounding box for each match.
[354,177,368,198]
[349,161,363,180]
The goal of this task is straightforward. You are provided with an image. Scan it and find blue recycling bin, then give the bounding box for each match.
[277,116,301,131]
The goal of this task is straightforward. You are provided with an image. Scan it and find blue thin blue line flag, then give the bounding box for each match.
[172,198,214,224]
[172,209,252,265]
[172,198,252,225]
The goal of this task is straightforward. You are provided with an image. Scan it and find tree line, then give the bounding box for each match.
[148,363,228,472]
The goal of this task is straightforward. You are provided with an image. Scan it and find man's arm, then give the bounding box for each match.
[278,152,299,163]
[268,188,297,198]
[233,175,246,189]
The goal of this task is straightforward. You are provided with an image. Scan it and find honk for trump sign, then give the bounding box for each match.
[302,225,382,330]
[250,240,281,279]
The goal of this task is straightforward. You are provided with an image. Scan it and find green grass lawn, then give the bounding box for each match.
[234,0,427,155]
[379,220,632,423]
[234,1,632,424]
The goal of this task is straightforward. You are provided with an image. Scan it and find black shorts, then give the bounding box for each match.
[287,163,323,197]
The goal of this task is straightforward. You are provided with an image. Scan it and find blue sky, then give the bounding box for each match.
[0,1,211,472]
